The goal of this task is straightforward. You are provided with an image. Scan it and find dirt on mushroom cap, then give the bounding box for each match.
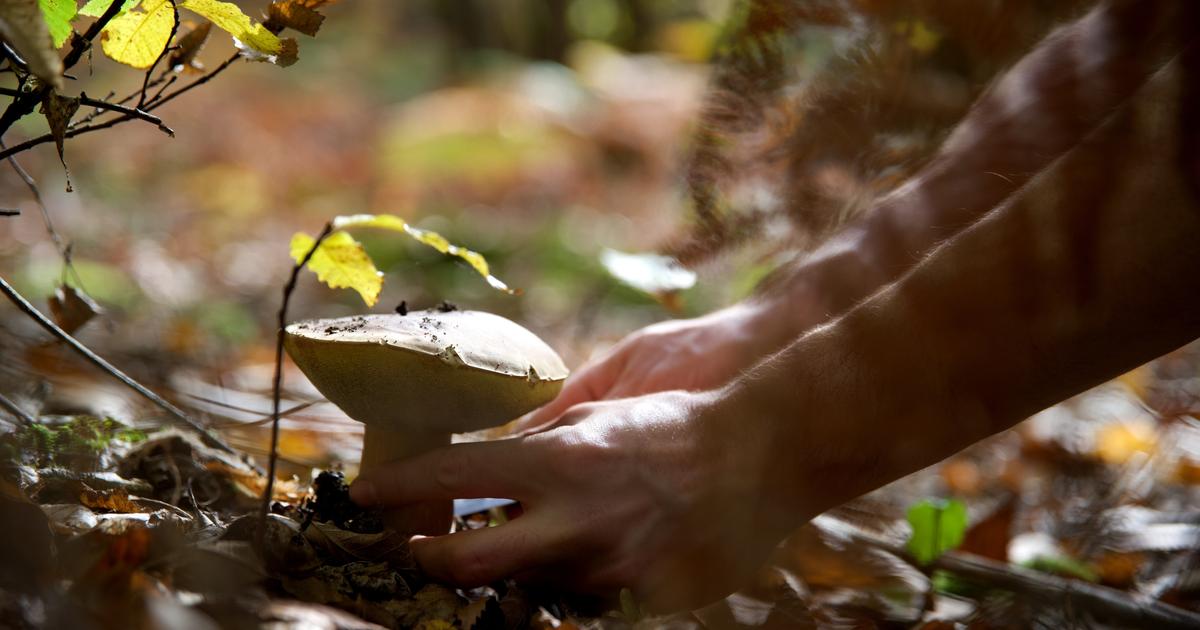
[285,311,568,381]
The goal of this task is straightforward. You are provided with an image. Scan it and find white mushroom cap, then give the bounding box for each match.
[284,311,568,434]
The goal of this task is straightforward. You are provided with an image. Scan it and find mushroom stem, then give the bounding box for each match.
[360,424,452,535]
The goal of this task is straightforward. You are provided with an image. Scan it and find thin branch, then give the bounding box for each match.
[0,87,173,136]
[0,391,34,426]
[80,91,174,136]
[257,222,334,552]
[147,51,240,111]
[0,273,237,455]
[0,0,125,137]
[137,0,179,109]
[846,525,1200,629]
[0,52,241,162]
[0,137,82,287]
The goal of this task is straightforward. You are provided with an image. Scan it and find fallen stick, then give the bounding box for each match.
[0,274,236,455]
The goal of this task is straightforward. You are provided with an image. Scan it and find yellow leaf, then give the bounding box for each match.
[291,231,382,307]
[180,0,282,56]
[332,213,516,294]
[100,0,173,69]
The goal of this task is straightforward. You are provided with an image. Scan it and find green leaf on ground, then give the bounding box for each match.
[906,499,968,565]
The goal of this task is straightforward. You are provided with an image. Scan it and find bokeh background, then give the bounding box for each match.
[0,0,759,471]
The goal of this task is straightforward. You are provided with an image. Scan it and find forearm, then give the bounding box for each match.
[746,0,1194,344]
[733,54,1200,520]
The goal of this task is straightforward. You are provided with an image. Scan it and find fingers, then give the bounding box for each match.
[516,363,611,435]
[351,438,542,506]
[411,518,556,587]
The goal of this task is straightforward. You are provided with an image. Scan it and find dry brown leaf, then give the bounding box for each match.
[303,520,416,570]
[0,0,63,89]
[38,91,80,192]
[79,487,141,513]
[0,480,54,592]
[265,0,324,36]
[167,21,212,72]
[47,284,102,334]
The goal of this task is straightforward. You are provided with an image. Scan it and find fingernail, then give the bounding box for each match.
[349,479,376,505]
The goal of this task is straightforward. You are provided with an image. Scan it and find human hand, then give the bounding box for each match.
[350,388,808,612]
[518,300,797,434]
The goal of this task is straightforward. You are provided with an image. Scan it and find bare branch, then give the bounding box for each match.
[258,222,334,553]
[0,273,238,455]
[138,0,179,109]
[0,391,34,426]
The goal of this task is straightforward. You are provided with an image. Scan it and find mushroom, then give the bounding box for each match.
[284,310,568,535]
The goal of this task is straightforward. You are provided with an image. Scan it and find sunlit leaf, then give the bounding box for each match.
[0,0,63,89]
[291,231,382,307]
[79,0,140,18]
[37,0,75,48]
[332,213,517,294]
[601,248,697,296]
[181,0,283,57]
[906,499,967,565]
[99,0,174,68]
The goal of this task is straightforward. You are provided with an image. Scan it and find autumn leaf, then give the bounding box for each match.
[39,91,80,191]
[99,0,174,68]
[166,20,211,71]
[332,213,516,294]
[37,0,75,48]
[291,230,383,307]
[100,0,285,69]
[0,0,63,89]
[265,0,325,37]
[181,0,283,57]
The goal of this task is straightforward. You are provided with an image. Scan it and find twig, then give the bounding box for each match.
[0,87,174,136]
[0,391,34,426]
[0,138,83,288]
[0,52,241,162]
[137,0,179,109]
[146,52,240,110]
[0,273,237,455]
[0,209,17,216]
[847,525,1200,629]
[0,0,124,137]
[257,222,333,553]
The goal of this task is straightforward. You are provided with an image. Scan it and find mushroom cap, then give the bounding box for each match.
[284,311,569,434]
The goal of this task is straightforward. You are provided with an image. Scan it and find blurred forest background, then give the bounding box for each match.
[1,0,744,470]
[3,1,1200,627]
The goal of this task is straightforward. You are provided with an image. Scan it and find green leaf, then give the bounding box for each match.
[291,231,383,307]
[332,213,517,294]
[906,499,967,565]
[79,0,141,18]
[37,0,75,47]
